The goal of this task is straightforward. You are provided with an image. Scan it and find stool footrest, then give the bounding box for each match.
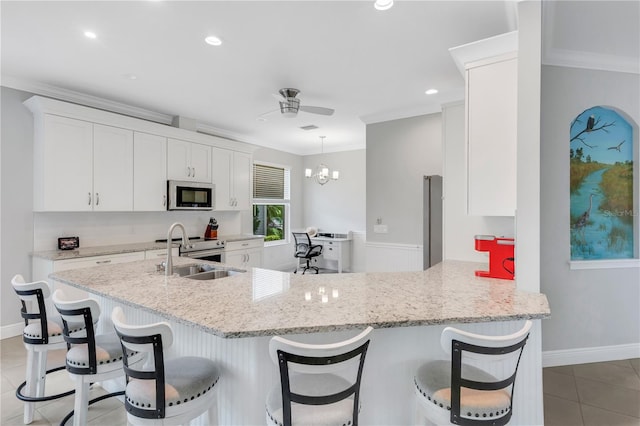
[60,390,125,426]
[16,365,75,402]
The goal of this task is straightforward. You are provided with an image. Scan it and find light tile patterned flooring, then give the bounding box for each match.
[1,334,639,425]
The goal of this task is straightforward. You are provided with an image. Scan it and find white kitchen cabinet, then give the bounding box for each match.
[93,124,134,211]
[466,52,517,216]
[212,148,251,211]
[224,239,263,269]
[33,115,133,212]
[34,115,93,211]
[33,252,146,300]
[167,138,212,183]
[134,132,167,211]
[144,248,178,260]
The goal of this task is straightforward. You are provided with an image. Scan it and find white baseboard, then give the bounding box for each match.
[1,322,24,340]
[543,343,640,367]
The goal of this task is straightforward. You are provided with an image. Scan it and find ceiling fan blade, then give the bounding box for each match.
[258,108,280,119]
[299,105,335,116]
[272,92,288,103]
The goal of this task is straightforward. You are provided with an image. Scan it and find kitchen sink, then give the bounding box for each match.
[172,263,243,280]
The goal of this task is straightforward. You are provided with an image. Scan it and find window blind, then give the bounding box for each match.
[253,164,289,199]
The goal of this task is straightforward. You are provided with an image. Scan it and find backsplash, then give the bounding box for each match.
[33,211,241,251]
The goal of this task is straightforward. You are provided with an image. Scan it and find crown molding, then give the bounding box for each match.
[449,31,518,76]
[542,48,640,75]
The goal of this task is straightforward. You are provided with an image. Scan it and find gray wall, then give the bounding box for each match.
[1,86,34,327]
[366,114,442,245]
[540,65,640,351]
[303,149,365,234]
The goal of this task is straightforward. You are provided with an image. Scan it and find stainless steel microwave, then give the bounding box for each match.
[167,181,214,211]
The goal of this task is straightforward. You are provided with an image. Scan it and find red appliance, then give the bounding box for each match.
[474,235,515,280]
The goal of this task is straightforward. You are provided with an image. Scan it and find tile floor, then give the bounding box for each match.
[1,334,639,425]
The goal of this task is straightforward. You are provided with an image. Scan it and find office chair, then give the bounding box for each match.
[292,232,323,274]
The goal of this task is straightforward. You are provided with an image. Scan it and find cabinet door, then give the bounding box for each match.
[39,115,93,211]
[466,55,517,216]
[224,250,245,268]
[134,132,167,211]
[212,147,232,210]
[233,151,252,210]
[167,138,191,180]
[93,124,134,211]
[190,143,212,183]
[246,248,263,268]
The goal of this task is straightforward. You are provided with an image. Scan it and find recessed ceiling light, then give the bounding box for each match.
[84,31,97,39]
[123,73,138,80]
[425,88,438,95]
[205,36,222,46]
[374,0,393,11]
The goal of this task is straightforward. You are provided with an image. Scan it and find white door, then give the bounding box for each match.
[167,138,191,181]
[93,124,134,211]
[40,115,93,211]
[134,132,167,211]
[212,147,232,210]
[233,152,252,210]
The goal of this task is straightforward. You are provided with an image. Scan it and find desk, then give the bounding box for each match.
[310,236,351,273]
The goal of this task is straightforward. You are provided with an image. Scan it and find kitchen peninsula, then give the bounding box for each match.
[50,259,550,425]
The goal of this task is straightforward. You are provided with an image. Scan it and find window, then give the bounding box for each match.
[253,162,290,244]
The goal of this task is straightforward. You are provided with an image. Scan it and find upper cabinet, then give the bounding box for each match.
[466,53,517,216]
[450,31,518,217]
[32,115,133,212]
[167,138,212,183]
[212,148,251,211]
[134,132,167,211]
[25,96,255,213]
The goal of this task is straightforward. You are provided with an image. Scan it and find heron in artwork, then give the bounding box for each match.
[586,115,595,132]
[574,193,595,230]
[607,140,625,152]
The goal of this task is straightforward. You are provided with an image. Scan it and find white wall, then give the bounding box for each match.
[442,102,515,261]
[540,65,640,353]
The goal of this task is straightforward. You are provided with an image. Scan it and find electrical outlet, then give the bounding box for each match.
[373,224,388,233]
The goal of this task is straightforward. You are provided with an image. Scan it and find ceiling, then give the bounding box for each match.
[1,1,518,155]
[3,2,635,155]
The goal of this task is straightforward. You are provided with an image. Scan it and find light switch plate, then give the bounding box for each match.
[373,224,388,233]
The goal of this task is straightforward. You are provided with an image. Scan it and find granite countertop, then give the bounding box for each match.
[49,259,550,339]
[32,235,263,261]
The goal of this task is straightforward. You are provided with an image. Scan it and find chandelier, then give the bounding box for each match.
[305,136,339,185]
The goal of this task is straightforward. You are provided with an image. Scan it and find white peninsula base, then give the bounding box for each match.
[90,295,543,426]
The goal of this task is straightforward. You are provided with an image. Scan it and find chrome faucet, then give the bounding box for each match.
[166,222,189,276]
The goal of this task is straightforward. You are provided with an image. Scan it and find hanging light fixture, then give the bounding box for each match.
[305,136,339,185]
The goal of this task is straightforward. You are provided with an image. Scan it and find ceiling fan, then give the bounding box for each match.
[269,88,335,118]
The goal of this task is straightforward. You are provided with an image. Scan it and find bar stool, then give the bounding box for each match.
[266,326,374,426]
[111,306,220,425]
[11,275,84,424]
[413,321,532,426]
[52,289,144,426]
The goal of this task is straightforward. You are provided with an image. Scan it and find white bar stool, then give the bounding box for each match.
[266,326,374,426]
[413,321,532,426]
[111,306,220,425]
[52,289,144,426]
[11,275,84,424]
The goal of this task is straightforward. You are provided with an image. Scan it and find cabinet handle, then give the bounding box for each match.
[88,192,92,205]
[163,195,166,206]
[187,166,191,177]
[193,167,196,177]
[95,260,111,264]
[96,193,100,206]
[242,243,249,247]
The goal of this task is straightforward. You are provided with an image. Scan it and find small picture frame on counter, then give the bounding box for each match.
[58,236,79,250]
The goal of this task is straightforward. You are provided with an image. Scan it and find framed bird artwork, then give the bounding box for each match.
[569,106,635,260]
